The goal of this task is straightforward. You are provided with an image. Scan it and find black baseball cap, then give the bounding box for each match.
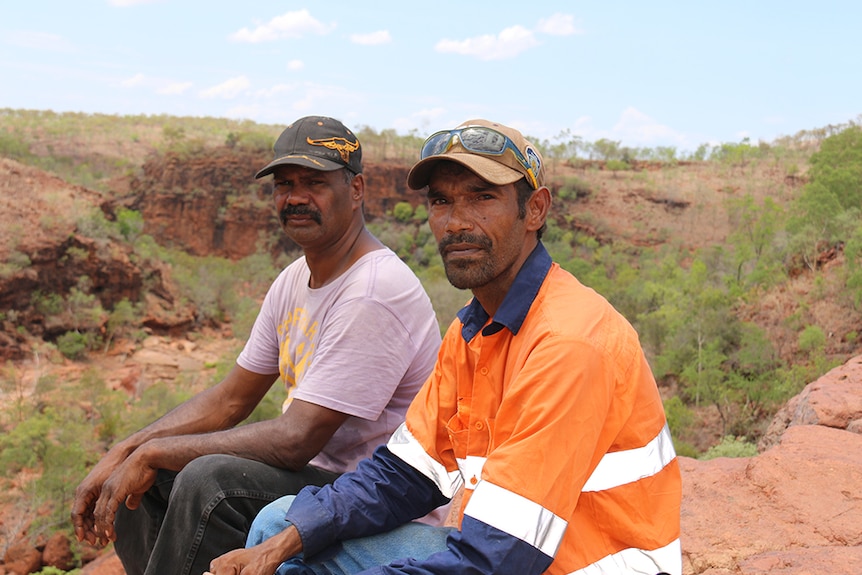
[255,116,363,179]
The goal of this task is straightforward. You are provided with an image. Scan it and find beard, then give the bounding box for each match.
[438,233,497,290]
[279,204,322,226]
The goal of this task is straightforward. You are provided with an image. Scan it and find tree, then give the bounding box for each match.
[726,194,785,289]
[806,125,862,210]
[788,125,862,270]
[787,181,846,270]
[117,207,145,243]
[591,138,623,161]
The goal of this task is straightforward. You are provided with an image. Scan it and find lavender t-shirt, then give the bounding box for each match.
[237,247,441,474]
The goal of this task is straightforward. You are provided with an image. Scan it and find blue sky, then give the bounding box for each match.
[2,1,859,152]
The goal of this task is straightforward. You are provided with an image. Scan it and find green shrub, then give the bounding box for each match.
[798,325,826,354]
[663,396,694,438]
[0,250,31,278]
[32,291,64,316]
[117,208,145,242]
[699,436,758,460]
[35,567,82,575]
[557,176,592,200]
[56,331,89,360]
[0,131,31,160]
[605,159,631,172]
[392,201,414,223]
[0,411,53,474]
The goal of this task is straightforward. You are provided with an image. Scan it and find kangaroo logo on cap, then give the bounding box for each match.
[306,137,360,163]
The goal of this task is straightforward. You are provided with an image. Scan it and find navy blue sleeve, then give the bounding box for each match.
[285,446,450,556]
[285,446,554,575]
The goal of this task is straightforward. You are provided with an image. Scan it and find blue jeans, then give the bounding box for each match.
[247,496,455,575]
[113,454,340,575]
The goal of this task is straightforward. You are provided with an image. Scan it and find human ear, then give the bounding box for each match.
[350,173,365,201]
[527,186,551,232]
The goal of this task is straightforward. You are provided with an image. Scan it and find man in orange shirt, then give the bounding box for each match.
[208,119,682,575]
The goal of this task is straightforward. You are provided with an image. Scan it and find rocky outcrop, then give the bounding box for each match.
[758,355,862,450]
[681,425,862,574]
[0,158,198,361]
[681,353,862,574]
[122,148,425,261]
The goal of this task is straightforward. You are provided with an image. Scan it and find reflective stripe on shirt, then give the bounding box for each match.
[455,455,487,491]
[465,480,568,558]
[387,423,463,498]
[566,538,682,575]
[582,423,676,493]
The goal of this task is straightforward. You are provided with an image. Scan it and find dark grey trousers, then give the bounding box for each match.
[113,454,340,575]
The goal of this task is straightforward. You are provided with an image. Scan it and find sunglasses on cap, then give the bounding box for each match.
[420,126,540,189]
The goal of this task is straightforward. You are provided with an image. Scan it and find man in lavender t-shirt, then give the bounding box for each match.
[71,116,441,575]
[237,246,439,474]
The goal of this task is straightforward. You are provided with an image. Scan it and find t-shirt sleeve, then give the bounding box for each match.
[236,284,281,375]
[292,297,417,421]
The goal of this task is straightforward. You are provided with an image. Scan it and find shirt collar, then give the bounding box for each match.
[456,242,552,342]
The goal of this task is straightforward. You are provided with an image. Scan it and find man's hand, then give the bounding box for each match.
[205,547,279,575]
[206,525,303,575]
[71,447,130,546]
[90,449,159,544]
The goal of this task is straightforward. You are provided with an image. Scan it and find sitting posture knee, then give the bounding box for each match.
[172,454,245,507]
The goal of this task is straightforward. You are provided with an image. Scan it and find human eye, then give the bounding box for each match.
[303,177,327,188]
[426,192,448,206]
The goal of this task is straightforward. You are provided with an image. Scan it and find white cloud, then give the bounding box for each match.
[121,73,146,87]
[6,30,73,52]
[350,30,392,46]
[435,25,538,61]
[563,108,689,148]
[229,9,336,43]
[536,13,581,36]
[158,82,193,95]
[238,81,363,125]
[120,73,193,96]
[287,59,304,71]
[609,107,687,146]
[253,83,296,99]
[199,76,251,99]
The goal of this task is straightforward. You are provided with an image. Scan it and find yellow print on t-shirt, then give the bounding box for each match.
[275,306,319,394]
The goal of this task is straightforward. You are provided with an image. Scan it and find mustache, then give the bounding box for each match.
[280,205,322,225]
[438,233,492,255]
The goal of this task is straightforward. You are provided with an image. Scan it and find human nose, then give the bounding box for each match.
[441,200,474,234]
[274,185,309,209]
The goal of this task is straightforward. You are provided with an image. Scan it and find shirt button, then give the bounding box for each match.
[474,421,484,430]
[480,367,489,375]
[470,476,478,485]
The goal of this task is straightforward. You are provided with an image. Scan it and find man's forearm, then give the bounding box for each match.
[111,366,276,461]
[131,416,317,472]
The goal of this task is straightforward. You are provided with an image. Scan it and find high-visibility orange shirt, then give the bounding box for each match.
[397,244,682,574]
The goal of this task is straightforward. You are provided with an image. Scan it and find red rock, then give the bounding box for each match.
[760,356,862,450]
[2,541,42,575]
[42,532,75,571]
[738,546,862,574]
[681,424,862,574]
[80,549,126,575]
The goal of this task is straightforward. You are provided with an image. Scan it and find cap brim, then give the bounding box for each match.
[407,153,524,190]
[255,154,345,179]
